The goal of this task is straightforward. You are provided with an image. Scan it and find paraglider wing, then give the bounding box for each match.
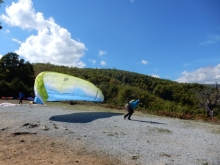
[34,72,104,104]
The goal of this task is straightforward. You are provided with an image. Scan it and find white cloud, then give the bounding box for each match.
[1,0,51,30]
[4,29,10,33]
[99,50,107,56]
[89,59,96,64]
[130,0,135,3]
[183,63,190,67]
[151,74,160,78]
[0,54,2,59]
[176,64,220,84]
[200,34,220,45]
[141,60,148,65]
[12,38,22,44]
[100,60,106,66]
[0,0,86,68]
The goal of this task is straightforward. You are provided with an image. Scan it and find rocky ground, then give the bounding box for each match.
[0,100,220,165]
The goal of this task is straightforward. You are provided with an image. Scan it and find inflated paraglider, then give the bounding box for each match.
[34,71,104,104]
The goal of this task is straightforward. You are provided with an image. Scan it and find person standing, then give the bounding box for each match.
[124,99,140,120]
[19,92,24,105]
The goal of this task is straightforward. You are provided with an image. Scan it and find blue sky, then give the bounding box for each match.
[0,0,220,84]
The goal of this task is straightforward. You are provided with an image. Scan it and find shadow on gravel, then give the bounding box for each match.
[49,112,122,123]
[131,119,164,125]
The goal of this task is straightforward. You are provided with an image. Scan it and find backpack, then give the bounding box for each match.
[129,99,136,103]
[125,102,132,111]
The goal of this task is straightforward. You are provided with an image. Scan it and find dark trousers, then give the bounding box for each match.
[124,109,134,119]
[19,98,23,104]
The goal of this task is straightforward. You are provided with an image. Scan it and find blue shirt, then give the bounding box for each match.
[129,100,139,109]
[19,93,24,99]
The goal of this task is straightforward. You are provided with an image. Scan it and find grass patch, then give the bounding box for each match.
[211,129,220,134]
[147,126,172,133]
[50,142,55,147]
[106,132,119,138]
[157,128,172,133]
[160,152,171,157]
[107,133,114,136]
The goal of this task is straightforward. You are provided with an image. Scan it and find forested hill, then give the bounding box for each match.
[33,63,212,119]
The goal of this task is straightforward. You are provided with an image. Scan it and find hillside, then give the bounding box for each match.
[33,63,219,120]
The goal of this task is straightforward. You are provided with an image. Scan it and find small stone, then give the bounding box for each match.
[42,125,49,130]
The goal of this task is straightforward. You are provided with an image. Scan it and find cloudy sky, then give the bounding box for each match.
[0,0,220,84]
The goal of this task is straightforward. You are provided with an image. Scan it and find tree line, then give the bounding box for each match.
[0,53,35,98]
[0,52,219,121]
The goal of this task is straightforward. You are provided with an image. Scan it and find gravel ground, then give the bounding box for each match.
[0,102,220,165]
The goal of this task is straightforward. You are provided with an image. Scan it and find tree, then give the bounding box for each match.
[10,77,27,97]
[194,83,220,117]
[153,84,173,101]
[0,80,10,96]
[0,52,35,86]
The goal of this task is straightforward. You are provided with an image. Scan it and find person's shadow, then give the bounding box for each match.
[131,119,164,125]
[49,112,122,123]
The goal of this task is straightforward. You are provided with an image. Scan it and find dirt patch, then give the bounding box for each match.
[0,132,123,165]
